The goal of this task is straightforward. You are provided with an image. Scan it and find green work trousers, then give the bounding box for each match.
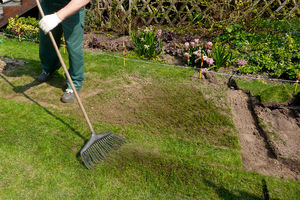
[39,0,85,90]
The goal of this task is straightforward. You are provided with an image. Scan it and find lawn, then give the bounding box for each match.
[0,36,299,199]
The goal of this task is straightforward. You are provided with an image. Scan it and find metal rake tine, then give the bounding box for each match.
[95,140,108,154]
[86,156,93,170]
[107,135,121,143]
[92,142,108,161]
[103,137,117,149]
[107,135,124,147]
[93,147,105,160]
[107,139,122,149]
[105,136,125,151]
[83,151,93,169]
[104,138,119,151]
[87,150,96,167]
[92,144,105,161]
[80,131,126,169]
[92,145,104,164]
[81,153,88,167]
[87,148,98,166]
[94,142,107,158]
[106,140,119,149]
[88,140,111,165]
[99,139,114,153]
[102,138,118,153]
[90,146,101,163]
[112,135,126,144]
[90,145,98,163]
[113,136,126,144]
[82,151,89,166]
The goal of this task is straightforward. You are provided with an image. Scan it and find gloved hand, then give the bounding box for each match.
[39,13,62,34]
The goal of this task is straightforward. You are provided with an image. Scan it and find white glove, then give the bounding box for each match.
[39,13,62,34]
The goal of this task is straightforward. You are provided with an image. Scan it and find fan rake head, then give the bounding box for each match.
[80,132,126,169]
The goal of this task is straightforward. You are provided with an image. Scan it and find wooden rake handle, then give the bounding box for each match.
[36,0,95,133]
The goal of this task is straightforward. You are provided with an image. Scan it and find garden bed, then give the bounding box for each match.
[82,31,211,66]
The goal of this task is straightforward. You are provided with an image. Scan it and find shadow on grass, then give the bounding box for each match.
[0,73,87,141]
[203,179,275,200]
[0,71,90,167]
[1,57,68,91]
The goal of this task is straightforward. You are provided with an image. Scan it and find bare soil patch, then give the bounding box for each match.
[190,71,300,180]
[0,57,28,76]
[228,89,299,180]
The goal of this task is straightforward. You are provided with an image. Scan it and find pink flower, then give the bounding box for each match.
[237,59,248,66]
[206,42,213,49]
[156,29,162,37]
[184,42,189,50]
[184,52,190,60]
[206,58,214,65]
[196,50,202,58]
[21,32,24,35]
[201,68,208,72]
[190,42,195,48]
[194,39,199,45]
[207,49,212,54]
[201,42,204,48]
[203,56,208,61]
[149,25,153,31]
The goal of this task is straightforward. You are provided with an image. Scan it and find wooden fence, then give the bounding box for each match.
[88,0,300,31]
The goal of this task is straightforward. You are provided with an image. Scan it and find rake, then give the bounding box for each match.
[36,0,126,169]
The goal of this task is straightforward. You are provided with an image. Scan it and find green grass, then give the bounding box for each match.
[236,79,298,103]
[0,36,299,199]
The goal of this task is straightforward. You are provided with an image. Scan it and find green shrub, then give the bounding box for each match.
[238,31,300,79]
[4,16,39,41]
[216,19,300,80]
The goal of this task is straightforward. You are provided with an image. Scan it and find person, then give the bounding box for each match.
[38,0,90,103]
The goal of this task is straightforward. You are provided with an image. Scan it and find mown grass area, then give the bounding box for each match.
[236,79,299,103]
[0,36,299,199]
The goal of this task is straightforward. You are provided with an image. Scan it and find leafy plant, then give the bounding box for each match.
[130,26,163,59]
[88,37,101,49]
[211,44,232,70]
[216,18,300,80]
[3,16,39,41]
[237,32,300,79]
